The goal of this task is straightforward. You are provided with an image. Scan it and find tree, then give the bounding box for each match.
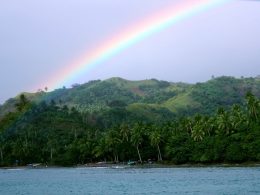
[229,104,246,133]
[15,94,30,112]
[119,123,130,142]
[131,123,144,163]
[246,92,259,122]
[0,134,5,165]
[94,136,108,161]
[149,127,163,161]
[106,128,121,162]
[191,115,205,141]
[215,108,231,135]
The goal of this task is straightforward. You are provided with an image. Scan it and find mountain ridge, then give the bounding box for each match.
[1,76,260,119]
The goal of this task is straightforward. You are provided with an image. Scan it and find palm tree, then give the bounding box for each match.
[131,123,143,163]
[246,92,259,122]
[215,108,231,135]
[118,124,131,161]
[46,139,57,163]
[106,128,121,163]
[119,123,130,143]
[230,104,246,133]
[207,116,216,136]
[150,128,163,161]
[74,135,96,164]
[94,136,108,161]
[0,135,5,164]
[191,115,205,141]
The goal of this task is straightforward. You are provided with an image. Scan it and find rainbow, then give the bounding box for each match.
[44,0,231,90]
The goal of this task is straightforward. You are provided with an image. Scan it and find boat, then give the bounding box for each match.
[27,163,41,168]
[127,161,136,165]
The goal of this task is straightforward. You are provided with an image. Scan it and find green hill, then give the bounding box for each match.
[0,76,260,166]
[1,76,260,119]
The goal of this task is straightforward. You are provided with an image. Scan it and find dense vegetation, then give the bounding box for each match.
[0,76,260,166]
[1,76,260,118]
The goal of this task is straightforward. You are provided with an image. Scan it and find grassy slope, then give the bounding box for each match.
[163,92,201,113]
[1,76,260,118]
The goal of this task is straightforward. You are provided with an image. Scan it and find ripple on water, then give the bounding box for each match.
[0,167,259,194]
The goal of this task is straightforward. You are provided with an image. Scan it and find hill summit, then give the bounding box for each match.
[1,76,260,120]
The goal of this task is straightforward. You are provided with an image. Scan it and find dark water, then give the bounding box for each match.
[0,166,259,194]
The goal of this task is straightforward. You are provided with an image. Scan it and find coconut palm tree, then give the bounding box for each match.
[215,108,231,135]
[191,115,205,141]
[0,135,5,164]
[106,128,121,162]
[131,123,144,163]
[230,104,247,133]
[119,123,130,143]
[246,92,259,122]
[94,136,108,161]
[149,128,163,161]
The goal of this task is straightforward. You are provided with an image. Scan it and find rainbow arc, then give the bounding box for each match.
[43,0,231,90]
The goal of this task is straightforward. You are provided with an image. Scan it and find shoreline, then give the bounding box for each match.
[1,162,260,169]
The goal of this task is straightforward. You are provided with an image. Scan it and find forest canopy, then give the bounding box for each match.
[0,77,260,166]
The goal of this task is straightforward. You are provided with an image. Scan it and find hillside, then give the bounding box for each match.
[0,76,260,166]
[1,76,260,120]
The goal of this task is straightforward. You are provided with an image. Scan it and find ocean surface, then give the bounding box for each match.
[0,166,259,194]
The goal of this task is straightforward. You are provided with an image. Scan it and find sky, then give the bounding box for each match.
[0,0,260,104]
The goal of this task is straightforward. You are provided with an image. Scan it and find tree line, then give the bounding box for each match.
[0,93,259,166]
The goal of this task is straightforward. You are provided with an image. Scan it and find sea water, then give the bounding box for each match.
[0,167,259,194]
